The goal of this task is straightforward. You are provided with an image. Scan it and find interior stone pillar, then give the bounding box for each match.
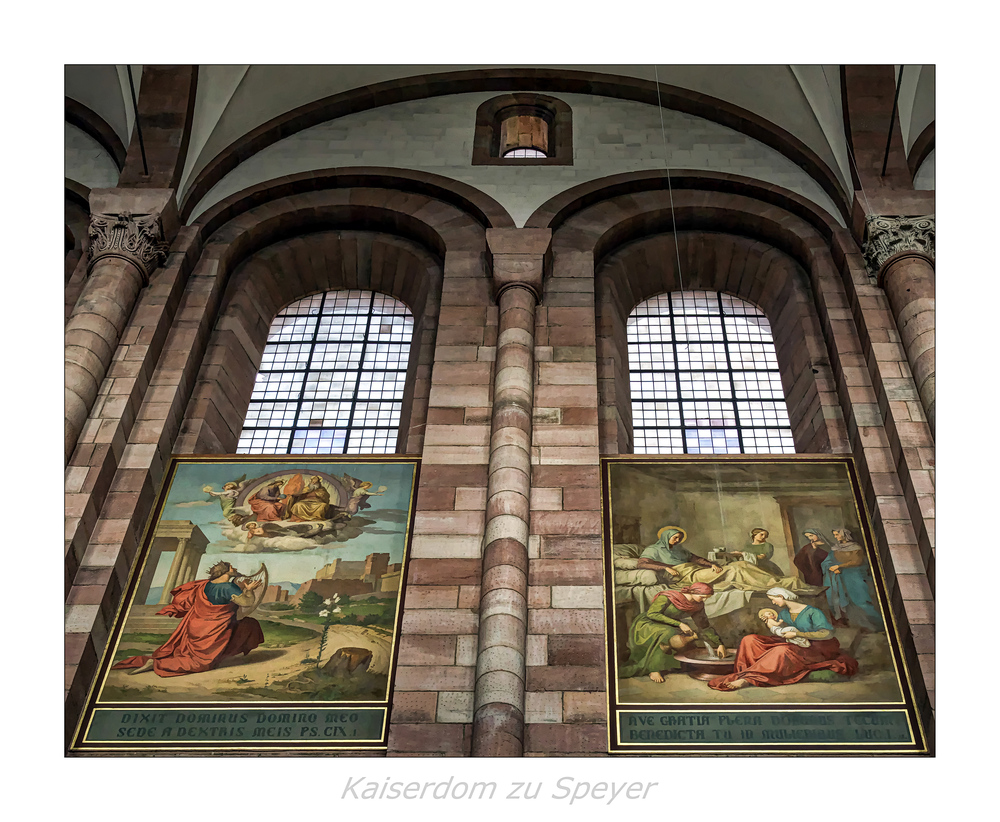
[472,228,551,757]
[864,215,935,433]
[64,188,177,462]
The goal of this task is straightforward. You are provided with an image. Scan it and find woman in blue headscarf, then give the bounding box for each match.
[637,526,721,580]
[821,528,884,631]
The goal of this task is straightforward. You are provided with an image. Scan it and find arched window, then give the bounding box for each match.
[237,289,414,455]
[628,290,795,454]
[503,147,547,159]
[472,93,573,165]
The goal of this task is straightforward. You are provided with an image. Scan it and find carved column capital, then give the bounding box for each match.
[85,188,179,285]
[87,210,169,283]
[486,228,552,303]
[863,215,935,284]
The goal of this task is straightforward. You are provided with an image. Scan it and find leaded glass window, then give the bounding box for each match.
[628,291,795,454]
[503,147,546,158]
[238,290,413,454]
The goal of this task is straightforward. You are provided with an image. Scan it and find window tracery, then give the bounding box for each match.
[238,290,414,454]
[628,290,795,454]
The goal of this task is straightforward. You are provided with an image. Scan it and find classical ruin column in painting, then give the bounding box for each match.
[472,228,550,757]
[864,215,936,433]
[64,189,177,462]
[159,541,187,605]
[155,521,210,602]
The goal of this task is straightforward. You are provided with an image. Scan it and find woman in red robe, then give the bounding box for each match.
[247,479,287,522]
[113,562,264,677]
[793,528,831,587]
[709,587,857,691]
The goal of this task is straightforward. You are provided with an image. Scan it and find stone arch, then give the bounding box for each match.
[525,168,843,237]
[189,167,516,230]
[179,69,848,224]
[908,121,935,182]
[179,230,441,454]
[65,178,90,292]
[534,175,854,456]
[65,96,127,171]
[173,182,490,455]
[596,231,842,455]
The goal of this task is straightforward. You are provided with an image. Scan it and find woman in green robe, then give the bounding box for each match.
[619,583,725,682]
[746,528,784,577]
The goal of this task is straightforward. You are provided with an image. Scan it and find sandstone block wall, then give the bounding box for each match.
[64,76,933,751]
[190,93,842,227]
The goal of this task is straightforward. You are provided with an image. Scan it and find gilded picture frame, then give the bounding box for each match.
[601,455,931,755]
[70,455,419,754]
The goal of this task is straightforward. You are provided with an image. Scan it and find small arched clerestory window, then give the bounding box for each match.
[472,93,573,165]
[237,289,414,454]
[628,290,795,454]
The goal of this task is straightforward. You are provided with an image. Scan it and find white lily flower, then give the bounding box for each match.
[323,598,333,605]
[318,609,329,617]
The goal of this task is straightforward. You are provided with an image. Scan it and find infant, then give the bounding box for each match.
[757,608,811,648]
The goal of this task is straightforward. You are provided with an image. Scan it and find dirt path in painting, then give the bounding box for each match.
[102,619,393,702]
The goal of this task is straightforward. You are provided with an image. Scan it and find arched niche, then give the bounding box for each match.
[529,173,855,458]
[177,228,442,456]
[595,231,843,455]
[173,176,501,455]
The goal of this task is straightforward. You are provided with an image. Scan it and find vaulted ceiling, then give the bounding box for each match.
[65,64,935,227]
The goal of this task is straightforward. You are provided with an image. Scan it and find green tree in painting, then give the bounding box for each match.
[298,591,324,614]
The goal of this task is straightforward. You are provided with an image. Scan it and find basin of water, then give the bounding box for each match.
[674,647,738,681]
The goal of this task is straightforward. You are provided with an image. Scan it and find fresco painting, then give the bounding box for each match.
[603,456,928,755]
[71,456,418,753]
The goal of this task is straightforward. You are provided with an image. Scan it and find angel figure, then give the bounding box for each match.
[339,474,387,517]
[204,475,247,525]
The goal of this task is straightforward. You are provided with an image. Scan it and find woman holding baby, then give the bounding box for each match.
[708,587,858,691]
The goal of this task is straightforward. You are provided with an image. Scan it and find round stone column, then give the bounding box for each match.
[64,190,175,462]
[879,252,935,432]
[472,228,550,757]
[864,215,935,434]
[65,255,147,461]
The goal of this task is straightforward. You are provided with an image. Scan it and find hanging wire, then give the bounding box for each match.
[820,64,873,217]
[715,464,728,546]
[653,65,686,296]
[754,475,766,549]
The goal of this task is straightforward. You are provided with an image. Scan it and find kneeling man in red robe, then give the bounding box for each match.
[114,561,265,677]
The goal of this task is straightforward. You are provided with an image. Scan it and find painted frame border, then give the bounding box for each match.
[600,454,932,756]
[69,454,420,755]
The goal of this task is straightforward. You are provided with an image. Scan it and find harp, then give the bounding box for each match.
[236,563,269,619]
